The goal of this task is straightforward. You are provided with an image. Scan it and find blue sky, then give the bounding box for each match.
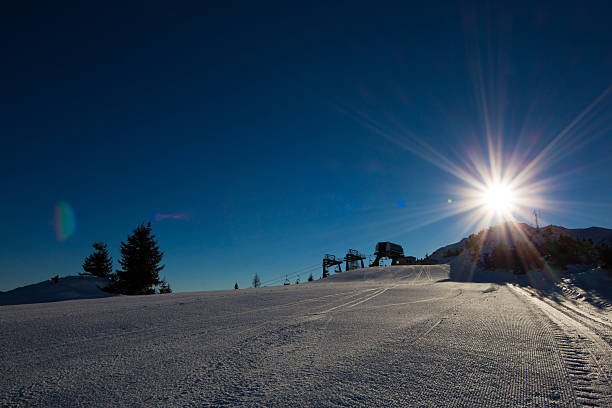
[1,1,611,292]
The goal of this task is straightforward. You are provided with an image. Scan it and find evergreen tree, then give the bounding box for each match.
[598,243,612,271]
[81,242,114,278]
[234,282,239,290]
[252,273,261,288]
[308,273,313,282]
[159,278,172,294]
[116,222,165,295]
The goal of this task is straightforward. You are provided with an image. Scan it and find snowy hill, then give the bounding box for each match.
[2,264,610,406]
[432,223,611,259]
[0,275,118,306]
[324,264,449,282]
[429,222,612,282]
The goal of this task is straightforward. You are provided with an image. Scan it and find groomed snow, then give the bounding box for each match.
[1,265,610,406]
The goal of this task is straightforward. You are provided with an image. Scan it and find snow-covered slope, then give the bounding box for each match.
[0,275,117,306]
[2,265,610,406]
[324,264,449,282]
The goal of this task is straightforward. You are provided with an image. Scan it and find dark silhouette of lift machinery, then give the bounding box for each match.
[322,254,342,278]
[321,243,415,278]
[345,249,365,271]
[370,241,405,266]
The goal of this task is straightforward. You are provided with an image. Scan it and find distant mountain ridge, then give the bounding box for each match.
[563,226,612,245]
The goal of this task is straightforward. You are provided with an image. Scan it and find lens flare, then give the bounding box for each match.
[150,212,189,222]
[324,62,611,247]
[54,201,76,241]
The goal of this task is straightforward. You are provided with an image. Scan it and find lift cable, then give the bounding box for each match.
[260,264,320,286]
[262,267,319,285]
[258,252,377,287]
[266,271,314,286]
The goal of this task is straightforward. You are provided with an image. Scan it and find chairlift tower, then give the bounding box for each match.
[322,254,343,278]
[345,249,365,271]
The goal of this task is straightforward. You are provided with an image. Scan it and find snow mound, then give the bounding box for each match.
[324,264,449,282]
[0,275,118,306]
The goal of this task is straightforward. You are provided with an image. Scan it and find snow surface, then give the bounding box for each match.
[0,275,117,306]
[1,265,610,406]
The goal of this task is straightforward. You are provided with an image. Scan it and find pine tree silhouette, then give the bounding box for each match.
[116,222,165,295]
[81,242,113,278]
[599,243,612,271]
[158,278,172,294]
[252,273,261,288]
[308,273,313,282]
[234,282,239,290]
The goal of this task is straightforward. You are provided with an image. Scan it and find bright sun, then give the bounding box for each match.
[482,183,515,214]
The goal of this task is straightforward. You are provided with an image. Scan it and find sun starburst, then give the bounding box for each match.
[482,182,516,215]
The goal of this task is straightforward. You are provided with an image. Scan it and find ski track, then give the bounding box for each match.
[1,265,610,407]
[509,285,611,407]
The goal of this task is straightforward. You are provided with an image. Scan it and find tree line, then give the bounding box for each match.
[81,222,171,295]
[461,225,612,274]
